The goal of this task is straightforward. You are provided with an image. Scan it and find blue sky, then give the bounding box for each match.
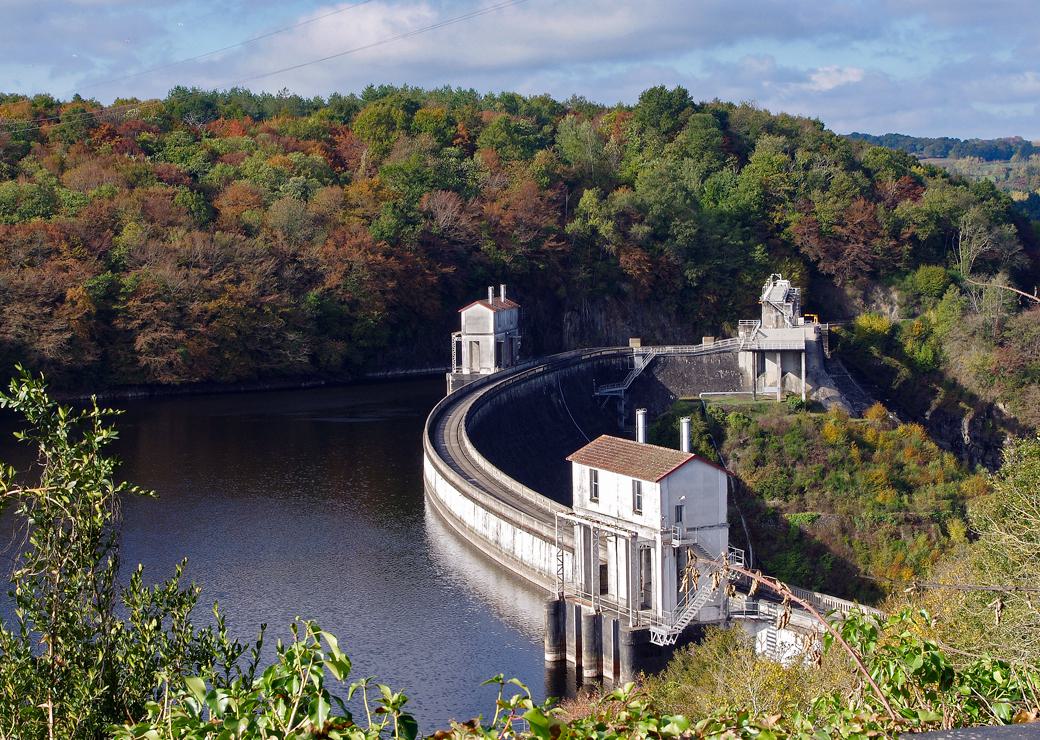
[4,0,1039,139]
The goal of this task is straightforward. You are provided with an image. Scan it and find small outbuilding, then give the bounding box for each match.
[738,273,818,401]
[447,285,521,393]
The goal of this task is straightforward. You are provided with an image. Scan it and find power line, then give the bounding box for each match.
[231,0,532,85]
[76,0,377,92]
[0,100,162,136]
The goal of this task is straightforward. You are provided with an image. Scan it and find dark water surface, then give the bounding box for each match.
[0,379,550,730]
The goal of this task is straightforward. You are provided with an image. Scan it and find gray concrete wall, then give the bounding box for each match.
[629,353,745,419]
[467,354,630,503]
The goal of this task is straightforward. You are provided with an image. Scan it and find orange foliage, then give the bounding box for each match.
[214,182,265,232]
[207,117,252,138]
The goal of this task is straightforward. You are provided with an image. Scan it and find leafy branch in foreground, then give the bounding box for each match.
[0,368,242,740]
[118,608,1040,738]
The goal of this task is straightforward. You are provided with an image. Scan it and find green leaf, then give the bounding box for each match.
[397,712,419,740]
[185,676,207,704]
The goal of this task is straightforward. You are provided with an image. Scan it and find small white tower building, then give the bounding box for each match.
[560,411,733,645]
[737,274,817,401]
[447,285,521,394]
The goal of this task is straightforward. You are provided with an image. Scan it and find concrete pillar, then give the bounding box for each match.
[679,417,691,453]
[574,523,592,597]
[589,527,601,603]
[581,610,603,680]
[776,351,783,401]
[544,598,566,663]
[566,601,583,666]
[626,537,640,625]
[602,616,621,681]
[619,626,651,684]
[801,351,806,402]
[636,408,647,444]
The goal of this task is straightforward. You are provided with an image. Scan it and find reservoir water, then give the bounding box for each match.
[0,379,550,730]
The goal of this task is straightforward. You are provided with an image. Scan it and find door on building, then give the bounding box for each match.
[469,340,481,372]
[640,548,653,610]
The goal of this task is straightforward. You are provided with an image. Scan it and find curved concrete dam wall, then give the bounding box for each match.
[423,346,745,588]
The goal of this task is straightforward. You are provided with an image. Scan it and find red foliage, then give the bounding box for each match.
[327,127,366,173]
[152,162,192,187]
[207,117,253,138]
[134,188,192,229]
[480,178,564,266]
[793,198,897,284]
[218,150,249,166]
[877,175,925,209]
[214,182,265,232]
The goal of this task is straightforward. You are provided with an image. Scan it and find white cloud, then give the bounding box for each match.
[3,0,1040,138]
[802,65,865,92]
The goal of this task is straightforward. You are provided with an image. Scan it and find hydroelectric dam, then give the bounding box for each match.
[423,280,879,684]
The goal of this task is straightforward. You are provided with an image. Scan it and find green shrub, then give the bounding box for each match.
[852,312,893,350]
[909,264,951,302]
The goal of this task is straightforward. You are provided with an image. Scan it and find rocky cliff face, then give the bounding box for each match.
[920,396,1022,471]
[838,354,1020,471]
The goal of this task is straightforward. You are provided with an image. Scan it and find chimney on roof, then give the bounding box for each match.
[500,284,507,302]
[680,416,691,453]
[488,286,494,303]
[636,408,647,444]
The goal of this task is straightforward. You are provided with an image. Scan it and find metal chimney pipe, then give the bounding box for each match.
[679,417,691,453]
[488,286,494,303]
[500,284,507,302]
[636,408,647,444]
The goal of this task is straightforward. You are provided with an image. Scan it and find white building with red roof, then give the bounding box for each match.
[562,410,731,641]
[447,285,521,393]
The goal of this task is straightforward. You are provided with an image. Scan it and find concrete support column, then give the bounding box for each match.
[776,351,783,401]
[603,616,621,681]
[566,601,583,666]
[589,527,601,603]
[801,351,806,402]
[627,537,640,625]
[543,598,566,663]
[619,626,651,684]
[581,610,603,680]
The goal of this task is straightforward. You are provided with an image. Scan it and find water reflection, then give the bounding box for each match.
[0,380,550,730]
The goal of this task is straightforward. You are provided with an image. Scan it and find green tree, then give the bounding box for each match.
[475,115,540,161]
[632,85,692,140]
[0,369,230,738]
[352,101,409,159]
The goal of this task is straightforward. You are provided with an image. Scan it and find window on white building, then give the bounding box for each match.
[589,469,599,502]
[632,480,643,514]
[674,504,684,524]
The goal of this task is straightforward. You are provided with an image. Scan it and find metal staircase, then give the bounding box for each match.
[649,579,716,646]
[763,625,779,658]
[594,348,660,396]
[649,546,744,646]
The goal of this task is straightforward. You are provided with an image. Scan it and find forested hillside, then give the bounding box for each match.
[1,85,1037,391]
[846,132,1037,161]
